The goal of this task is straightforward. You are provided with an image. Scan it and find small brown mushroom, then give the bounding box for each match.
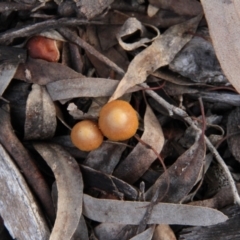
[99,100,138,141]
[71,120,103,151]
[26,36,60,62]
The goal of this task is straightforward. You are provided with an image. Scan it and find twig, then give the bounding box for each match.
[141,82,240,205]
[57,28,126,76]
[0,18,103,44]
[205,137,240,205]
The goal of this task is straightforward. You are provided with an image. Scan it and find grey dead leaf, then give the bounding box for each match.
[94,223,127,240]
[149,0,203,17]
[227,107,240,163]
[116,17,160,51]
[130,225,155,240]
[151,70,207,87]
[152,224,176,240]
[147,4,159,17]
[14,58,84,85]
[83,194,228,226]
[201,0,240,93]
[47,78,119,101]
[0,64,17,97]
[178,205,240,240]
[78,0,114,19]
[39,30,66,42]
[146,132,205,203]
[50,135,88,159]
[24,84,57,140]
[109,14,202,101]
[71,215,89,240]
[85,141,126,175]
[114,104,164,184]
[51,181,89,239]
[0,144,50,240]
[34,144,83,240]
[0,46,26,96]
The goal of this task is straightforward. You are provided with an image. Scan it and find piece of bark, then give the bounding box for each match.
[169,36,226,83]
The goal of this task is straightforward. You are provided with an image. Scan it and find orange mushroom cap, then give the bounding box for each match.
[99,100,138,141]
[71,120,103,151]
[27,36,60,62]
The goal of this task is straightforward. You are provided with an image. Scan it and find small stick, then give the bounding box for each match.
[0,18,103,44]
[57,28,126,76]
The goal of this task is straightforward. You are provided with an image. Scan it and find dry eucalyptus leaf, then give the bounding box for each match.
[50,135,88,159]
[152,224,176,240]
[24,84,56,140]
[14,58,84,85]
[0,144,50,240]
[151,70,205,86]
[51,183,89,239]
[147,4,159,17]
[34,144,83,240]
[116,17,160,51]
[146,132,205,203]
[85,141,126,175]
[227,107,240,163]
[94,223,127,240]
[149,0,203,17]
[114,104,164,184]
[0,46,26,96]
[110,14,202,101]
[130,226,155,240]
[39,30,66,42]
[78,0,114,19]
[201,0,240,93]
[71,215,89,240]
[83,194,228,226]
[179,205,240,240]
[47,78,119,101]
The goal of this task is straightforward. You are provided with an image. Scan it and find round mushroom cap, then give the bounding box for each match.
[99,100,138,141]
[27,36,60,62]
[71,120,103,151]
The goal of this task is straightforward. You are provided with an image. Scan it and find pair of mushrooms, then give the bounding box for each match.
[71,100,139,151]
[26,36,139,152]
